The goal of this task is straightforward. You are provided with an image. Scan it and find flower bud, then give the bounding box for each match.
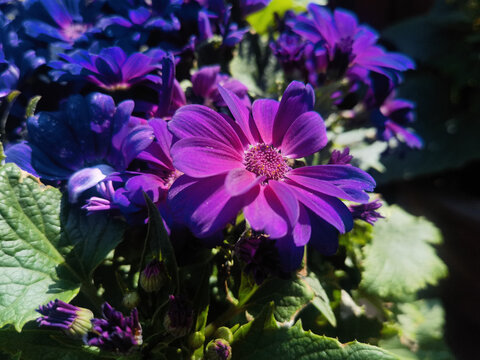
[214,327,233,343]
[163,295,193,337]
[36,299,93,337]
[122,291,140,309]
[140,259,166,292]
[188,331,205,349]
[205,339,232,360]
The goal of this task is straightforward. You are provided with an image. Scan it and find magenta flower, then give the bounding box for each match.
[168,81,375,270]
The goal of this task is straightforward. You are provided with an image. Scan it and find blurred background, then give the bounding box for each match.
[332,0,480,359]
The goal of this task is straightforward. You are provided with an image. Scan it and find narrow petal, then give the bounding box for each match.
[5,142,40,178]
[293,205,311,246]
[268,180,300,228]
[272,81,314,147]
[275,235,305,272]
[308,210,339,255]
[171,137,243,178]
[218,85,259,144]
[68,165,115,203]
[280,111,327,158]
[244,186,288,239]
[225,168,264,196]
[169,104,244,153]
[252,99,278,145]
[168,174,258,237]
[288,185,353,233]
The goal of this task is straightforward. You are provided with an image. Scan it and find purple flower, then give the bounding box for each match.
[239,0,271,17]
[22,0,101,48]
[328,147,353,165]
[49,47,167,91]
[292,5,414,83]
[164,295,193,337]
[86,302,142,353]
[168,81,375,270]
[0,50,19,98]
[83,118,179,223]
[190,65,250,108]
[349,199,384,225]
[5,93,148,202]
[270,32,307,74]
[371,94,422,149]
[36,299,93,337]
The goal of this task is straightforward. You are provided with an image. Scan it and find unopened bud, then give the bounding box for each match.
[214,327,233,343]
[122,291,140,309]
[163,295,193,337]
[140,259,166,292]
[205,338,232,360]
[188,331,205,349]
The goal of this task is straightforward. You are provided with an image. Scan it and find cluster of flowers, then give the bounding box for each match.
[271,4,422,148]
[1,0,414,355]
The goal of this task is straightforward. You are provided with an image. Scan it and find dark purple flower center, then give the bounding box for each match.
[244,143,290,181]
[338,37,354,55]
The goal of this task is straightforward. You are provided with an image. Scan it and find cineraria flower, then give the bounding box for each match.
[349,199,384,225]
[5,93,147,202]
[0,49,19,98]
[49,46,167,91]
[188,65,250,108]
[270,32,307,75]
[371,94,422,149]
[168,81,375,270]
[292,5,415,84]
[83,118,179,223]
[36,299,93,337]
[85,302,142,353]
[22,0,101,49]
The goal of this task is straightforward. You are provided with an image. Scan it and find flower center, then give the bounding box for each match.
[244,143,290,181]
[62,23,89,42]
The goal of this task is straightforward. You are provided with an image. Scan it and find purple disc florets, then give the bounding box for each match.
[36,299,93,337]
[244,143,290,181]
[86,302,142,353]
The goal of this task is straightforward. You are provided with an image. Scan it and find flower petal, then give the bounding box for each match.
[171,137,243,178]
[272,81,314,147]
[275,235,305,272]
[252,99,278,145]
[225,168,264,196]
[169,104,244,153]
[68,165,115,203]
[168,174,258,237]
[293,205,311,247]
[280,111,327,158]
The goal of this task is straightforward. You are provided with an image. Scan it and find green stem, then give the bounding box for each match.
[80,281,103,313]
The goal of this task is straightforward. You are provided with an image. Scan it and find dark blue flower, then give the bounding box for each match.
[5,93,148,202]
[239,0,271,17]
[36,299,93,337]
[86,302,142,353]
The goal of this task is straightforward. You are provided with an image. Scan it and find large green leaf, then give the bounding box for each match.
[232,304,398,360]
[303,273,336,327]
[0,164,80,331]
[60,200,125,279]
[246,277,314,323]
[0,327,106,360]
[360,205,447,300]
[380,299,454,360]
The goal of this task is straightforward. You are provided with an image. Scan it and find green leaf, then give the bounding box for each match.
[143,193,178,290]
[0,141,5,163]
[380,299,454,360]
[0,327,106,360]
[60,199,126,279]
[246,276,314,323]
[360,205,447,300]
[0,164,80,331]
[303,273,336,327]
[232,303,398,360]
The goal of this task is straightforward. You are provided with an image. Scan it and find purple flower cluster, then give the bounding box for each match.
[271,5,421,148]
